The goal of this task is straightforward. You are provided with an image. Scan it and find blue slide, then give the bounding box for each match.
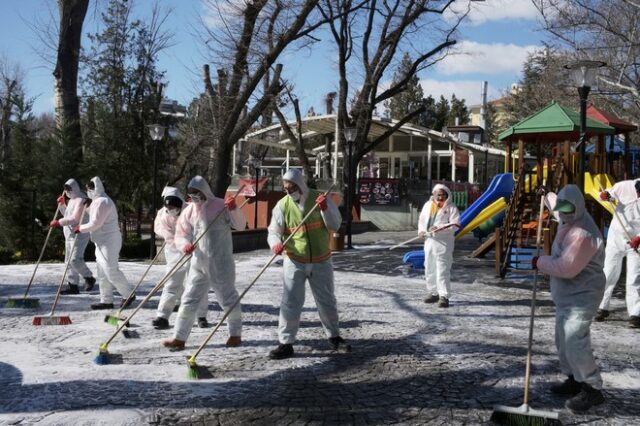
[455,173,514,236]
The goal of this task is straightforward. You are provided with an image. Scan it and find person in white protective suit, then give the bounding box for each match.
[75,177,134,310]
[417,184,461,308]
[266,169,350,360]
[596,179,640,328]
[151,186,208,330]
[49,179,96,294]
[533,184,606,413]
[162,175,246,351]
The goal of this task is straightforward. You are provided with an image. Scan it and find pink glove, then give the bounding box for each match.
[57,195,66,205]
[184,243,195,255]
[531,256,539,270]
[73,225,81,234]
[49,220,61,228]
[272,242,284,255]
[224,196,237,210]
[629,236,640,250]
[599,191,611,201]
[315,194,328,211]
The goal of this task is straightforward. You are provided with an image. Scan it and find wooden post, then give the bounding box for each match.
[517,138,525,177]
[624,131,630,180]
[505,141,512,174]
[563,140,572,186]
[495,226,503,277]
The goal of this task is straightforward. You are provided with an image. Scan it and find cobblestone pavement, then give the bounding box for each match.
[0,231,638,425]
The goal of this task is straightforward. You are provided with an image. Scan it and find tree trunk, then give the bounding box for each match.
[54,0,89,171]
[210,143,233,197]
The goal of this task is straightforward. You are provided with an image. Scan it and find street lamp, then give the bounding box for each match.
[148,123,165,258]
[248,155,262,229]
[564,59,606,193]
[343,126,357,249]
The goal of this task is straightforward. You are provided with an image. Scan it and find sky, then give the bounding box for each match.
[0,0,550,116]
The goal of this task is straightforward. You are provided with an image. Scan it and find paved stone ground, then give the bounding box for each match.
[0,231,638,425]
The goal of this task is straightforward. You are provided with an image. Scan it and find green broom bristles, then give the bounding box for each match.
[187,357,200,380]
[94,344,110,365]
[5,298,40,308]
[491,404,561,426]
[32,315,72,326]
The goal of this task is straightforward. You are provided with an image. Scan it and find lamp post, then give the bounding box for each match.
[147,124,165,258]
[564,60,606,193]
[248,156,262,229]
[343,127,357,249]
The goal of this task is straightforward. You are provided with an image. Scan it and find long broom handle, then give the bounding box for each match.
[597,179,639,253]
[523,179,546,406]
[189,184,336,363]
[389,235,422,250]
[22,194,65,300]
[114,241,167,317]
[101,192,250,348]
[49,203,88,316]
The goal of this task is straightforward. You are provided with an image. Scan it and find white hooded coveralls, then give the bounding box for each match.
[538,185,605,389]
[598,179,640,316]
[57,178,93,285]
[78,177,133,304]
[172,176,247,342]
[417,184,461,299]
[153,186,206,320]
[267,169,342,345]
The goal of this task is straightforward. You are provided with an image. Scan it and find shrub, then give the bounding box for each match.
[120,236,152,259]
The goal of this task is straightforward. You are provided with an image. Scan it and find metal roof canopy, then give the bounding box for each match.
[498,101,615,143]
[586,103,638,134]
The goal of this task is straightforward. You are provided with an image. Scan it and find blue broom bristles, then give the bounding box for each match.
[94,346,110,365]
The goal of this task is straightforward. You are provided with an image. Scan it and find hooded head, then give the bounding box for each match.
[431,183,452,207]
[64,178,84,199]
[282,169,308,201]
[554,184,585,224]
[87,177,106,200]
[186,175,215,204]
[162,186,184,213]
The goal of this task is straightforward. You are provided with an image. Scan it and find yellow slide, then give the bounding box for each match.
[584,172,616,215]
[455,197,508,240]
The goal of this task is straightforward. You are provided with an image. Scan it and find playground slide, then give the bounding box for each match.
[455,173,514,236]
[584,172,615,215]
[455,197,508,240]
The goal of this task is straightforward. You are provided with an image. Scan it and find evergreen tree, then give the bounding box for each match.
[385,53,425,123]
[448,94,469,126]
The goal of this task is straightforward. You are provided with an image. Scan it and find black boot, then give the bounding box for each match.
[60,283,80,295]
[550,375,581,395]
[629,315,640,328]
[120,295,136,309]
[269,343,294,360]
[423,294,439,303]
[152,317,170,330]
[197,317,208,328]
[594,309,609,322]
[328,336,352,352]
[565,383,605,412]
[438,296,449,308]
[84,276,96,292]
[91,302,115,310]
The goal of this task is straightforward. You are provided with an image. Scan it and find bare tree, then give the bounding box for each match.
[533,0,640,118]
[193,0,328,196]
[0,61,23,169]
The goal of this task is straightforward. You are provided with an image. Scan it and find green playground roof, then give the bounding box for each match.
[499,101,615,142]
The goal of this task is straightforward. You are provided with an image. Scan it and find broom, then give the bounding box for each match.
[388,223,461,250]
[186,185,335,379]
[6,195,64,309]
[94,191,250,365]
[32,204,87,326]
[597,178,640,255]
[491,181,560,425]
[104,241,166,326]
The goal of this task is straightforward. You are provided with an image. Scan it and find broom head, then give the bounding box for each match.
[104,313,130,327]
[6,298,40,309]
[32,315,72,326]
[94,344,110,365]
[186,356,213,380]
[491,403,561,426]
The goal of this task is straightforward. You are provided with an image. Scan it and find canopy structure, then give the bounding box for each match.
[587,103,638,134]
[498,101,615,143]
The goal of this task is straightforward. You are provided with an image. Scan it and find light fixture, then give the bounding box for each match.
[147,124,165,141]
[564,60,606,88]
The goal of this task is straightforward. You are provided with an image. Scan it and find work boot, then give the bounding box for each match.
[162,338,186,351]
[60,283,80,295]
[173,304,180,313]
[91,302,115,310]
[550,375,581,395]
[226,336,242,347]
[565,383,605,412]
[120,295,136,309]
[438,296,449,308]
[84,276,96,292]
[629,315,640,328]
[197,317,208,328]
[423,294,439,304]
[269,343,294,360]
[594,309,609,322]
[328,336,352,352]
[152,317,170,330]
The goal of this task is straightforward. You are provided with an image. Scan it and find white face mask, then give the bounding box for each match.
[189,194,203,204]
[87,189,96,200]
[288,191,301,201]
[167,208,180,217]
[64,190,72,198]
